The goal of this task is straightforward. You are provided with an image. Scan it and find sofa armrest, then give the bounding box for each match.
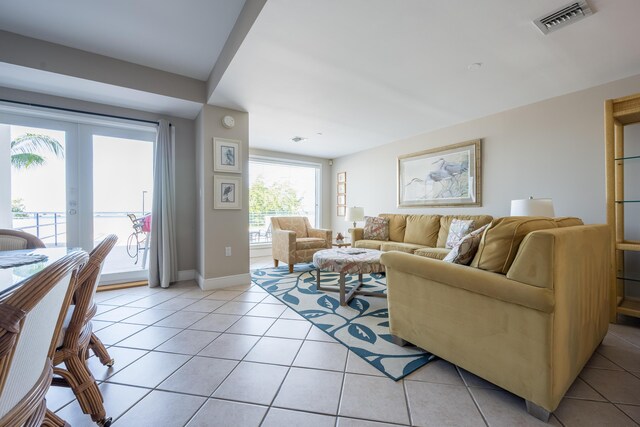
[308,228,332,247]
[380,252,554,313]
[350,227,364,243]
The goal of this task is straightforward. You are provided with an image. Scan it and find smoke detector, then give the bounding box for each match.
[534,1,593,35]
[290,136,308,143]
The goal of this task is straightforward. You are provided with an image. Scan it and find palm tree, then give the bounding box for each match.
[10,133,64,169]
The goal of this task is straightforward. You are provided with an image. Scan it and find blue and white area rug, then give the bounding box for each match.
[251,263,435,380]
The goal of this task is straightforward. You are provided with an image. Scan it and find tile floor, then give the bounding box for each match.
[47,257,640,426]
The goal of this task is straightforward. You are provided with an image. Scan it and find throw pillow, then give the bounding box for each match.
[363,216,390,241]
[443,224,489,265]
[445,219,475,249]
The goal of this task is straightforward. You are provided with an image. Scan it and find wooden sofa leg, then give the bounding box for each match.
[525,400,550,422]
[391,335,408,347]
[274,259,279,268]
[289,264,294,273]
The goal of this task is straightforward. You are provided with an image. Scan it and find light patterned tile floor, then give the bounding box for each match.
[47,257,640,426]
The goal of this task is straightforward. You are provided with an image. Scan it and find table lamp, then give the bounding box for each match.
[346,206,365,228]
[510,196,555,217]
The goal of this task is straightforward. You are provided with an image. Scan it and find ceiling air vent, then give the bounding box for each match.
[534,1,593,35]
[290,136,308,143]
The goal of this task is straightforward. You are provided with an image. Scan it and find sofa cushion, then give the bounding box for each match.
[446,219,475,249]
[363,216,390,241]
[443,224,489,265]
[403,215,440,247]
[380,214,407,242]
[380,242,425,253]
[554,217,584,227]
[296,237,328,250]
[354,240,383,250]
[414,247,450,260]
[471,217,557,274]
[436,215,493,248]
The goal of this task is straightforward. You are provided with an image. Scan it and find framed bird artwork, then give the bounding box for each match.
[397,139,482,207]
[213,138,242,173]
[214,175,242,209]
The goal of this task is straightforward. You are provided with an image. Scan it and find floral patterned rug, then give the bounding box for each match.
[251,263,435,380]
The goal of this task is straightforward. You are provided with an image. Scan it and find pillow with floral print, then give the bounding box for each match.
[363,216,390,241]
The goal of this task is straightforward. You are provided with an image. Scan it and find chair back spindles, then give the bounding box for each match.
[0,251,87,426]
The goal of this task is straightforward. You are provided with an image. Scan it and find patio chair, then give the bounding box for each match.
[0,251,87,427]
[51,234,117,427]
[126,213,149,268]
[0,228,46,251]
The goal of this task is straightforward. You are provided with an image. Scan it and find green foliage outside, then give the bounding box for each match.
[249,177,302,226]
[11,198,28,218]
[10,133,64,169]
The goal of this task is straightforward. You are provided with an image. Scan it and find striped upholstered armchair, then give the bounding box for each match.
[270,217,332,273]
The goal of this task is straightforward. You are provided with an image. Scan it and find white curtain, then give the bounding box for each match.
[149,120,177,288]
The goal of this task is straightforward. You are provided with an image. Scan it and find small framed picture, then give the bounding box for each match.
[337,172,346,183]
[337,205,346,216]
[213,138,241,173]
[337,194,346,205]
[337,183,346,194]
[214,175,242,209]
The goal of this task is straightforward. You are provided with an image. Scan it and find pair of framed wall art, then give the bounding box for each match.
[213,138,242,210]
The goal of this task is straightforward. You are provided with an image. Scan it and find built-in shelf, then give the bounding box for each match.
[606,92,640,322]
[615,154,640,161]
[616,276,640,283]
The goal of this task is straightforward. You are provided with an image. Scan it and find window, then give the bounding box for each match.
[249,157,320,245]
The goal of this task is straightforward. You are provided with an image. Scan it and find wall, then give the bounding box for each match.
[331,73,640,235]
[249,148,332,229]
[0,86,197,273]
[196,105,250,289]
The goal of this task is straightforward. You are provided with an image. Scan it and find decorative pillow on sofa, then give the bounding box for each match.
[445,219,475,249]
[443,224,488,265]
[363,216,390,241]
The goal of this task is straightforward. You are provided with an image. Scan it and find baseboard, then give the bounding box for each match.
[178,269,196,281]
[197,272,252,291]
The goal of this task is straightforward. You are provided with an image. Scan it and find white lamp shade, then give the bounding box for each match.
[346,206,365,222]
[510,198,555,217]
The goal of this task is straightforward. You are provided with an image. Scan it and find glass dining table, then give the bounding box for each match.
[0,247,84,297]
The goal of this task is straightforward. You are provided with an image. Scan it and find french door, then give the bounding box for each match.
[0,109,156,285]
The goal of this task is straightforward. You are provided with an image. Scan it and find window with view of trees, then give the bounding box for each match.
[249,159,319,244]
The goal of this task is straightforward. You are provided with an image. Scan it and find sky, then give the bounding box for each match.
[10,124,153,214]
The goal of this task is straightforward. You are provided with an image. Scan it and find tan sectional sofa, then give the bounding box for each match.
[350,214,493,259]
[379,217,610,420]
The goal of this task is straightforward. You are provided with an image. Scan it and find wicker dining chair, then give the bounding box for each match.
[50,234,118,427]
[0,251,87,427]
[0,228,46,251]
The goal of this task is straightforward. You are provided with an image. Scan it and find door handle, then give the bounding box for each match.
[68,209,77,215]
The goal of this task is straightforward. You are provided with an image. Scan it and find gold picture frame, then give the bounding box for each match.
[398,139,481,207]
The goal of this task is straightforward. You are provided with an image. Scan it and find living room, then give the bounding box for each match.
[1,0,640,426]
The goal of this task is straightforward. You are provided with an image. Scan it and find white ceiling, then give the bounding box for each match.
[210,0,640,158]
[1,1,640,159]
[0,0,245,80]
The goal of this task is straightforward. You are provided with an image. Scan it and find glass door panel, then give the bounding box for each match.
[85,125,155,283]
[0,113,79,248]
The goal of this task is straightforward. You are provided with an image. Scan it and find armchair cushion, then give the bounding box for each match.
[413,247,451,260]
[296,237,328,250]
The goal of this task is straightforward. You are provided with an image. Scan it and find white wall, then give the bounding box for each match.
[331,73,640,235]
